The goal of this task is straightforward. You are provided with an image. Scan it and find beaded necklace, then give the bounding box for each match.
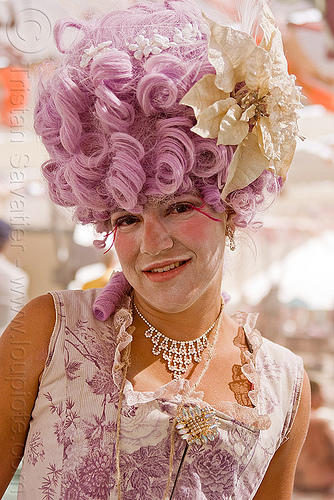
[133,302,221,379]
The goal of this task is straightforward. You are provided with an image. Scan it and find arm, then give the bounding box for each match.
[0,293,55,497]
[253,370,311,500]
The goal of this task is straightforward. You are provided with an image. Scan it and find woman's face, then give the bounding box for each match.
[112,194,227,314]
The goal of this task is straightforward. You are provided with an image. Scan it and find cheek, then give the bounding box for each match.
[114,233,137,268]
[179,217,210,242]
[188,218,226,270]
[179,216,224,250]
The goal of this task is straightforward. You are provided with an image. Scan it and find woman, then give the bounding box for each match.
[0,0,310,498]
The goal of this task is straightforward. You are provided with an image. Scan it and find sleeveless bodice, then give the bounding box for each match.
[18,289,304,499]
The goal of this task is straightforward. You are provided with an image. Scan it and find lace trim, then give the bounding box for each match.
[229,326,254,408]
[112,301,271,430]
[224,312,271,430]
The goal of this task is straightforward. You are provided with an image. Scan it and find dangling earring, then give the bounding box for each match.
[227,226,236,251]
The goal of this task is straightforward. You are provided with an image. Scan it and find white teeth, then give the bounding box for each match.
[150,261,181,273]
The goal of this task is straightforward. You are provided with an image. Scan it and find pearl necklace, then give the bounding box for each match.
[133,302,223,379]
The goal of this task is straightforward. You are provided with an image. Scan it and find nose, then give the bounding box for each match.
[140,215,173,256]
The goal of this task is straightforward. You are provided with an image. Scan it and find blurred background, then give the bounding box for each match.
[0,0,334,498]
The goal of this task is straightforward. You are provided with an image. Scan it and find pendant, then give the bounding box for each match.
[176,405,219,445]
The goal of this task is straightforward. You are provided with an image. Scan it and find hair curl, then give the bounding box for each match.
[34,0,281,318]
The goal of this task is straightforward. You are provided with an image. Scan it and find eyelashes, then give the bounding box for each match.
[165,201,196,215]
[112,201,197,229]
[114,214,141,227]
[109,199,222,240]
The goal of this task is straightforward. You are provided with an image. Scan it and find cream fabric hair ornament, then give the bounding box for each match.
[80,41,113,67]
[181,2,303,199]
[128,23,202,60]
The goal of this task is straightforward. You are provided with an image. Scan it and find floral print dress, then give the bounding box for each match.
[18,289,304,499]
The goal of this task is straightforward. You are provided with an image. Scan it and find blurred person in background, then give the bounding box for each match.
[0,219,29,335]
[0,1,310,498]
[294,380,334,496]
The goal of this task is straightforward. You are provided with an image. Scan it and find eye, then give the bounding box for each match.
[166,202,195,216]
[114,214,140,228]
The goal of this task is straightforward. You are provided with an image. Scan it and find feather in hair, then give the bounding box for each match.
[199,0,267,42]
[235,0,266,37]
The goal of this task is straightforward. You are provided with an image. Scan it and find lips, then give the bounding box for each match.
[143,259,189,274]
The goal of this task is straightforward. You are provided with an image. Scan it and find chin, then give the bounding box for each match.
[134,286,212,315]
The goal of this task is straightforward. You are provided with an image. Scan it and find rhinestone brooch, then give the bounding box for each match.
[176,405,219,445]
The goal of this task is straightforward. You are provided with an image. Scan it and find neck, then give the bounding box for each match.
[133,289,223,342]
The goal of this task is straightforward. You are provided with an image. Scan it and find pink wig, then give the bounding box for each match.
[34,0,280,319]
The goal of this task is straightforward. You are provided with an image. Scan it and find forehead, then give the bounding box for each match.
[113,192,202,214]
[147,192,201,207]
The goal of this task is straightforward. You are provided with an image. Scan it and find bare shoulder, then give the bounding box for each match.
[289,370,311,444]
[254,371,311,500]
[22,292,56,321]
[0,294,56,495]
[0,293,56,373]
[2,292,56,329]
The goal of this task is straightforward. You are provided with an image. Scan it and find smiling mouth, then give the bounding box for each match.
[147,260,188,273]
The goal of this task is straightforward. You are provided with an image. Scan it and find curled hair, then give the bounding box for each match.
[154,118,195,193]
[137,54,187,115]
[93,271,132,321]
[91,49,135,133]
[105,133,146,210]
[35,1,280,234]
[34,0,283,320]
